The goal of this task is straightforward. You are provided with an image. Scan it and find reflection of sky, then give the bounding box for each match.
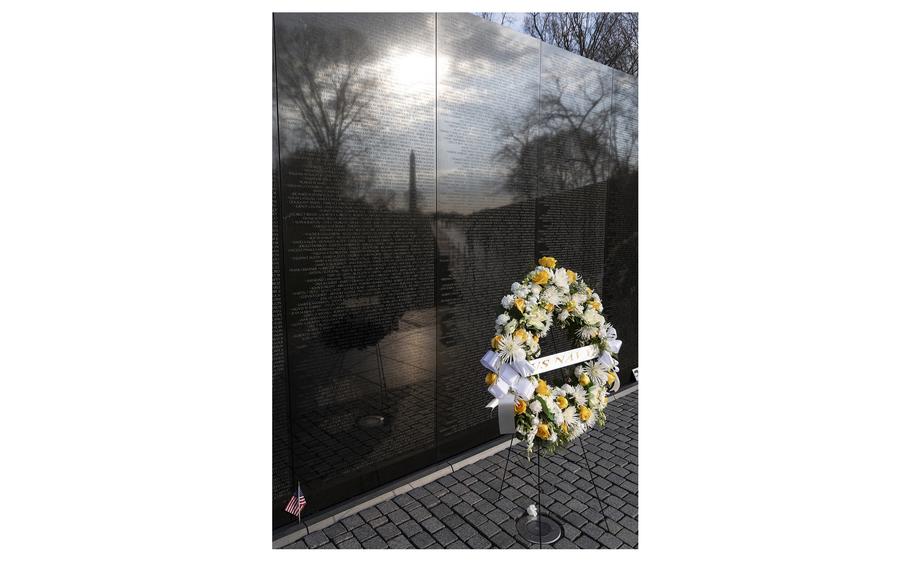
[276,13,436,214]
[276,13,638,215]
[437,13,540,215]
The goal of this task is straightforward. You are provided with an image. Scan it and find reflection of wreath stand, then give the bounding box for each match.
[498,333,614,548]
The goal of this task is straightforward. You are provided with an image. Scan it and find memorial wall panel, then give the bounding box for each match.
[436,13,540,449]
[274,13,437,520]
[535,43,614,358]
[603,71,638,379]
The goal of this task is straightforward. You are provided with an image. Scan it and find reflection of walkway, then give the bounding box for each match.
[287,389,638,549]
[291,308,437,487]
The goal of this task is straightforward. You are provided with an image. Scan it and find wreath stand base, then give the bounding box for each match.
[497,333,615,548]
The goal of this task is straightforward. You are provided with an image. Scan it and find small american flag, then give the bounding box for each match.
[285,483,307,518]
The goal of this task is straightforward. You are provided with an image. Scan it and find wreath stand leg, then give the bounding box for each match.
[496,436,515,501]
[546,333,613,536]
[579,433,612,534]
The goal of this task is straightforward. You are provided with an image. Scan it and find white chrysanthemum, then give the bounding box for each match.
[529,400,542,415]
[515,285,530,299]
[524,307,549,331]
[562,406,579,431]
[526,297,538,310]
[582,308,605,327]
[551,268,570,290]
[584,360,612,386]
[497,335,526,363]
[573,385,588,406]
[558,309,571,322]
[501,294,515,309]
[495,313,511,327]
[548,428,558,442]
[530,284,542,295]
[540,286,564,307]
[504,319,518,335]
[553,409,565,426]
[576,325,599,342]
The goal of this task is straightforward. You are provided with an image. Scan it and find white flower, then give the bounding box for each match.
[504,319,518,335]
[497,335,526,363]
[557,309,571,322]
[576,325,599,342]
[514,285,530,299]
[571,292,588,307]
[582,308,605,327]
[529,400,542,415]
[501,294,515,309]
[530,284,542,295]
[511,282,521,293]
[551,268,570,290]
[495,313,511,327]
[573,385,588,406]
[584,360,612,386]
[526,297,538,310]
[562,405,579,431]
[548,429,558,442]
[524,307,549,331]
[540,286,564,307]
[553,409,565,426]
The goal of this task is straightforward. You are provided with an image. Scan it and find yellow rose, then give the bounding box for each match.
[585,287,592,294]
[514,328,528,342]
[530,270,550,285]
[566,301,576,312]
[561,422,569,434]
[538,256,557,269]
[514,399,527,414]
[556,396,568,410]
[545,303,554,312]
[514,297,525,313]
[579,406,592,422]
[535,379,550,396]
[578,373,591,387]
[588,300,601,312]
[531,335,539,343]
[567,270,577,284]
[607,371,617,387]
[536,423,551,439]
[491,335,503,349]
[485,372,498,386]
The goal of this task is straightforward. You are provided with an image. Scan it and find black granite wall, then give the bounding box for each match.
[273,12,637,528]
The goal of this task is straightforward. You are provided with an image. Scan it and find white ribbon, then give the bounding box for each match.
[481,350,537,433]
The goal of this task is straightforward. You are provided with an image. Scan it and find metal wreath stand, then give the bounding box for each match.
[496,332,615,548]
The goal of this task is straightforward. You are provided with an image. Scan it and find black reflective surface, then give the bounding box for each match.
[273,13,637,528]
[436,13,540,451]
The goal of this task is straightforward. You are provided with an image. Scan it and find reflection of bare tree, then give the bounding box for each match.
[497,73,637,198]
[275,22,381,204]
[276,24,374,166]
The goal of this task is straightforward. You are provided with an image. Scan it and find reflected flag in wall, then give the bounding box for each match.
[285,483,307,518]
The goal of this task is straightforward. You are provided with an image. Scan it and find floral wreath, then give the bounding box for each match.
[484,257,621,455]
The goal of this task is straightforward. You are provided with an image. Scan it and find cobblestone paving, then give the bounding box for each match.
[286,389,638,549]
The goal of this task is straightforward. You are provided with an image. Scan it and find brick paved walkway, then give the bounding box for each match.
[285,389,638,549]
